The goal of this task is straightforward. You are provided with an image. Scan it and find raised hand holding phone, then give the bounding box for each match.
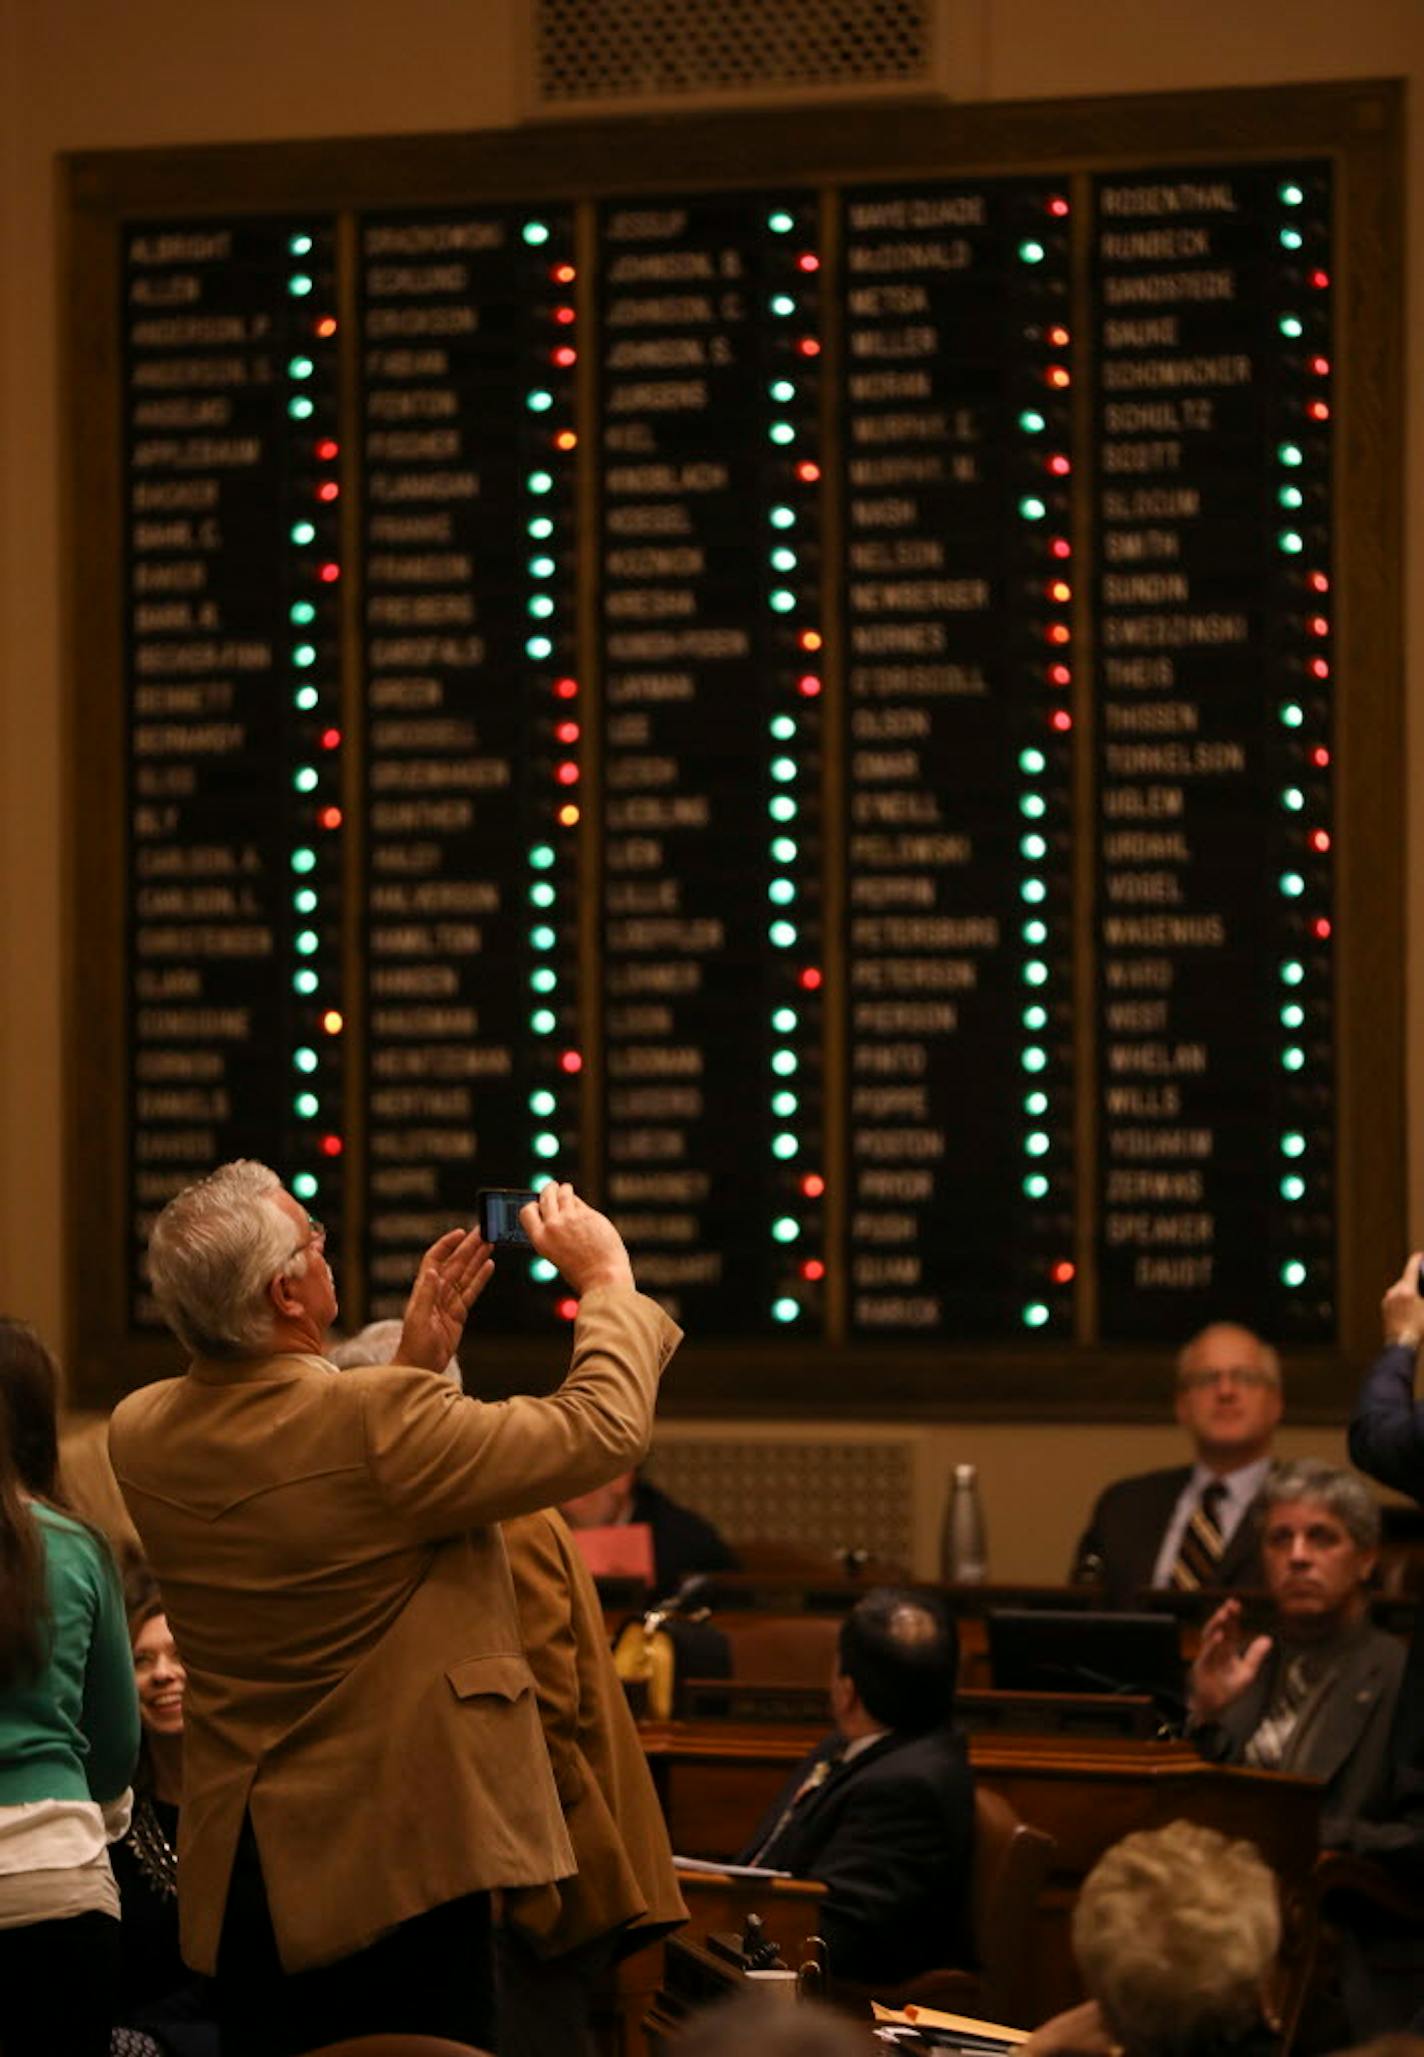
[520,1182,635,1297]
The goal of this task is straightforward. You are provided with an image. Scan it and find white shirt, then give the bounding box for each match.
[0,1792,131,1928]
[1150,1455,1273,1588]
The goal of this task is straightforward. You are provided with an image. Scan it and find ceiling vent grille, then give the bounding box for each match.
[527,0,954,118]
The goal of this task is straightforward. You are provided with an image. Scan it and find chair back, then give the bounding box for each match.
[972,1786,1056,2024]
[721,1612,842,1683]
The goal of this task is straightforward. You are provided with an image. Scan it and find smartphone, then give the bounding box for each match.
[477,1188,538,1247]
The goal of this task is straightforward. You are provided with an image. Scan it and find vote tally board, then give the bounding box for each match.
[68,85,1404,1413]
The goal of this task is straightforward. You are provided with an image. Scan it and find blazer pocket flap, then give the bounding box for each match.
[446,1653,536,1703]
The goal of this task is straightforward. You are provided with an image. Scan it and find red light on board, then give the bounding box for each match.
[560,1050,582,1075]
[319,562,340,583]
[1310,829,1331,853]
[314,316,337,337]
[796,461,820,483]
[801,1173,826,1199]
[556,761,579,786]
[1051,710,1073,732]
[1052,1260,1076,1284]
[557,1297,579,1321]
[799,628,823,652]
[315,438,339,461]
[797,252,820,273]
[320,727,341,750]
[797,675,822,698]
[798,966,823,991]
[322,1009,343,1034]
[320,1134,343,1157]
[802,1259,826,1282]
[1312,746,1331,768]
[319,805,342,829]
[555,720,579,744]
[554,676,578,699]
[797,337,821,357]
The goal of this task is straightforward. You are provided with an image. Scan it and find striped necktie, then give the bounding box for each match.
[1170,1479,1227,1590]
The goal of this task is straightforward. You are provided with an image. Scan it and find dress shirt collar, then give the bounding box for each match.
[1187,1452,1273,1522]
[839,1726,891,1766]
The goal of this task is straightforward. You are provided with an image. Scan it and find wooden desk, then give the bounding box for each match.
[613,1873,826,2057]
[639,1719,1322,2019]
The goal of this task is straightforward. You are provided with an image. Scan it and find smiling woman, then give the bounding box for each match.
[109,1560,218,2056]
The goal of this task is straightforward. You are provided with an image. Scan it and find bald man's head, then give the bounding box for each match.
[1174,1323,1282,1472]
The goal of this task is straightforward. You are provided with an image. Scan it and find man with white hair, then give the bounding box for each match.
[109,1164,680,2057]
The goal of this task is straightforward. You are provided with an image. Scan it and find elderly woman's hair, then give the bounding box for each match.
[0,1319,61,1499]
[1072,1821,1280,2057]
[671,1993,877,2057]
[146,1160,307,1360]
[1263,1458,1380,1551]
[329,1319,462,1386]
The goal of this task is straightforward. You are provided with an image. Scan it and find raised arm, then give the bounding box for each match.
[1348,1255,1424,1496]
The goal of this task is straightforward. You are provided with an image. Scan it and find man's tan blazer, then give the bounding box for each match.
[108,1285,680,1975]
[501,1508,686,1959]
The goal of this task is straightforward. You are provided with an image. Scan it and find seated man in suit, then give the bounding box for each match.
[735,1586,973,1987]
[1185,1458,1402,1843]
[1072,1321,1282,1604]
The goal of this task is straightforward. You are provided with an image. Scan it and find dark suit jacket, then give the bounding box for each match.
[1073,1465,1266,1607]
[632,1478,738,1596]
[736,1726,974,1985]
[1197,1623,1404,1842]
[1350,1345,1424,1840]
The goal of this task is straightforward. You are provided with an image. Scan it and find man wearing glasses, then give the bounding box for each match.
[109,1159,680,2057]
[1072,1322,1283,1605]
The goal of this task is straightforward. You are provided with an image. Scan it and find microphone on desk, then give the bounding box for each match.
[1037,1659,1188,1736]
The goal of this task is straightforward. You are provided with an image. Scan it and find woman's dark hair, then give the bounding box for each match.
[0,1319,60,1500]
[122,1558,167,1792]
[0,1382,47,1689]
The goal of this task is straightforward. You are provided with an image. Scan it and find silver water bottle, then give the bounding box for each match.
[941,1462,988,1584]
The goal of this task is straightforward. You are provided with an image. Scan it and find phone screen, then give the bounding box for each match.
[478,1188,537,1246]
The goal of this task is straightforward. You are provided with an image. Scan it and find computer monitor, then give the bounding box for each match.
[986,1607,1184,1702]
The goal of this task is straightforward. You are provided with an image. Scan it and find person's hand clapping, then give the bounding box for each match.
[1381,1254,1424,1352]
[1187,1596,1272,1724]
[397,1226,495,1372]
[520,1184,634,1297]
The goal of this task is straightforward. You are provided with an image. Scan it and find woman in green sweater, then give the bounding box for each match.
[0,1317,140,2056]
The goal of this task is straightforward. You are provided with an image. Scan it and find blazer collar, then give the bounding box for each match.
[188,1350,337,1386]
